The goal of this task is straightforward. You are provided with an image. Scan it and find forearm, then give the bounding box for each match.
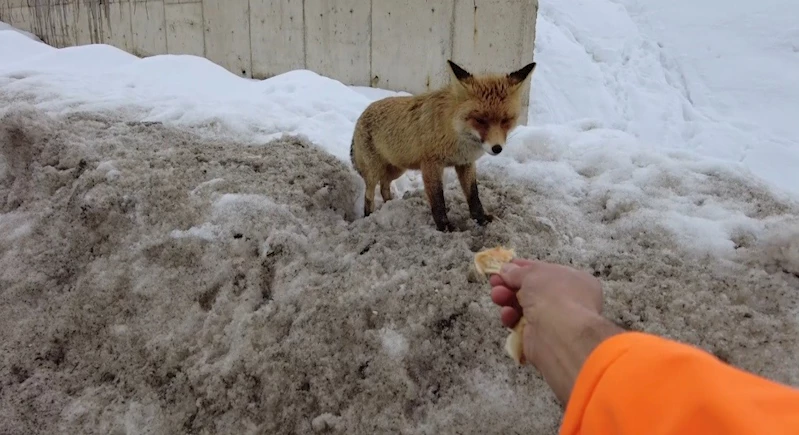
[529,308,624,404]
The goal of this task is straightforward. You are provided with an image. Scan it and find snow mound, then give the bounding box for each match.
[528,0,799,198]
[0,34,393,164]
[1,106,798,434]
[0,20,42,43]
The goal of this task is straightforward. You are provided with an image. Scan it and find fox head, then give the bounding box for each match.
[447,60,536,156]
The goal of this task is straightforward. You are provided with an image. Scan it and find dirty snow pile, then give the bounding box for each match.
[2,102,798,435]
[2,2,799,435]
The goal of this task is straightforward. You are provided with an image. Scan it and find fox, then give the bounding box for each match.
[350,59,536,231]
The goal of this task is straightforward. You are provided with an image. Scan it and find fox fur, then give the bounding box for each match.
[350,60,536,231]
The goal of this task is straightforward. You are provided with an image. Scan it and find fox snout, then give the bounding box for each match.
[483,143,504,156]
[478,126,508,156]
[468,117,511,157]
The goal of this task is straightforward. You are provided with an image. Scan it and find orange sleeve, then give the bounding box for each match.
[560,331,799,435]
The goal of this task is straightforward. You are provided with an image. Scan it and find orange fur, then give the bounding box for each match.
[351,60,536,231]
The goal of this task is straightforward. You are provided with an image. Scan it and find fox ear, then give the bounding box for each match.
[507,62,536,86]
[447,60,473,83]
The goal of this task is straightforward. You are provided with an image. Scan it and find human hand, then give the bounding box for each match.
[489,259,603,328]
[489,259,622,404]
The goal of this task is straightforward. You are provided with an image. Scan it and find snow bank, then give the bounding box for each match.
[0,32,401,164]
[529,0,799,197]
[3,13,798,199]
[1,106,797,435]
[0,20,42,43]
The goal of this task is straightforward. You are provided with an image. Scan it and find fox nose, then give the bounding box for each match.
[491,145,503,154]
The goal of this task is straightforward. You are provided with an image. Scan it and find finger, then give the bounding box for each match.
[487,259,537,286]
[500,306,521,328]
[511,258,538,267]
[498,261,539,289]
[488,274,506,287]
[490,286,519,308]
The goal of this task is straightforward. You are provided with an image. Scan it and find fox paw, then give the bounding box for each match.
[436,221,456,232]
[475,214,494,226]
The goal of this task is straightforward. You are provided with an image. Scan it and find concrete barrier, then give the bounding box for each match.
[1,0,538,122]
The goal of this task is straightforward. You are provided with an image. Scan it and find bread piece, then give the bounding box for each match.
[473,246,526,365]
[473,246,515,275]
[504,318,527,365]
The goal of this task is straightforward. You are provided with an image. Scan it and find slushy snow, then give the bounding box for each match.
[1,2,799,434]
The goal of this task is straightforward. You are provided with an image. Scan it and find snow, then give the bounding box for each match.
[1,17,796,259]
[530,0,799,198]
[378,327,409,360]
[487,123,788,257]
[1,6,799,434]
[0,37,381,163]
[0,20,41,43]
[2,104,797,434]
[1,4,797,202]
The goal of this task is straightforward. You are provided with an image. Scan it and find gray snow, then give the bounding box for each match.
[1,105,798,434]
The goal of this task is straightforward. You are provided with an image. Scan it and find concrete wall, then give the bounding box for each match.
[1,0,538,119]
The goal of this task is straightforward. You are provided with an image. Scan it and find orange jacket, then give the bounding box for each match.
[560,332,799,435]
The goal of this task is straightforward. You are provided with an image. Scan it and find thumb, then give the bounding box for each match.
[498,262,532,290]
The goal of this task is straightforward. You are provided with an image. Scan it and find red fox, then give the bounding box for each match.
[350,60,536,231]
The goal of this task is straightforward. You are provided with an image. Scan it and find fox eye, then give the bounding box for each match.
[474,117,489,126]
[501,117,513,124]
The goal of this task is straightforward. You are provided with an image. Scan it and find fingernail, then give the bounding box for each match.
[501,263,518,274]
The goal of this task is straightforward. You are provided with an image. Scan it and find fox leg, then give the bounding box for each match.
[455,163,494,226]
[421,161,454,232]
[363,173,378,217]
[352,136,381,218]
[380,165,404,203]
